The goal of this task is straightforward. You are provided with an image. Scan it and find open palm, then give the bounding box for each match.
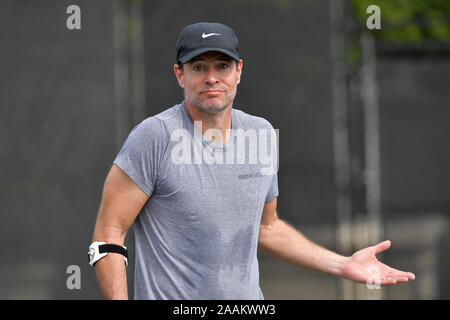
[341,240,415,286]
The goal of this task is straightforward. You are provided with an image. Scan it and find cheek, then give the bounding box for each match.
[184,77,202,92]
[184,82,203,102]
[226,77,239,91]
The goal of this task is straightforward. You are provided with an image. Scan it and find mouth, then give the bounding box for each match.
[201,90,224,95]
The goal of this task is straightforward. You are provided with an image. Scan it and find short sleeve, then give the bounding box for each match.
[265,173,279,202]
[262,121,279,202]
[113,117,168,197]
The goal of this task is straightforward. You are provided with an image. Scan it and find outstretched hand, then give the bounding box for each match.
[341,240,415,286]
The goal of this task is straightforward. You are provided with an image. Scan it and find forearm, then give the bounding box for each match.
[94,253,128,299]
[92,225,129,300]
[258,219,350,277]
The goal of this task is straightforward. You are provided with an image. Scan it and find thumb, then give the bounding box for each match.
[374,240,391,254]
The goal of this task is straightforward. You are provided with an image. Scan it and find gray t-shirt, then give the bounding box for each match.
[113,101,278,300]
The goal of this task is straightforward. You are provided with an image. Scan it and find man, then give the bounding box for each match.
[90,22,415,300]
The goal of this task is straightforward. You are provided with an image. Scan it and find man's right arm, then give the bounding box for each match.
[91,164,149,300]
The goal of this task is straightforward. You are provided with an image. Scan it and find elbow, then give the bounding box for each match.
[258,218,279,251]
[93,223,127,246]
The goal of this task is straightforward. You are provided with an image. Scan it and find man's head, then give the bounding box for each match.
[174,22,243,115]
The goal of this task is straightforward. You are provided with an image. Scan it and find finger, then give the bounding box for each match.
[387,268,416,280]
[380,277,397,286]
[395,272,415,280]
[374,240,391,254]
[382,272,415,284]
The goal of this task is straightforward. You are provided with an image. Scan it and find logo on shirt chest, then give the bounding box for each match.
[238,172,265,180]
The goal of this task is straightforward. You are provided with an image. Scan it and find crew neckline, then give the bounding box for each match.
[181,101,237,151]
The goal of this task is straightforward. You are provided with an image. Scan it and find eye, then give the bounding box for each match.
[219,63,230,69]
[192,65,204,72]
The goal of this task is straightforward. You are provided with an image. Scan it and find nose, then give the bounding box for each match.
[205,69,219,85]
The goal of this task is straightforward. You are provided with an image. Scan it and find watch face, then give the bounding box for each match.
[89,247,95,261]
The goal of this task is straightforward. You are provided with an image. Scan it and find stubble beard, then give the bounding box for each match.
[185,88,236,115]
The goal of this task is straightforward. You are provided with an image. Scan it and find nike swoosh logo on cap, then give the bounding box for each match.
[202,32,221,38]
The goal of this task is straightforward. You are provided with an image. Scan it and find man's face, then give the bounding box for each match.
[174,51,243,115]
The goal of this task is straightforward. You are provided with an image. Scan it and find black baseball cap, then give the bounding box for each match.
[176,22,240,64]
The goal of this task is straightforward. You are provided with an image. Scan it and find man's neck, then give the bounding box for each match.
[185,100,233,144]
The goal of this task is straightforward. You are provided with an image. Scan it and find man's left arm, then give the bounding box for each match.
[258,198,415,285]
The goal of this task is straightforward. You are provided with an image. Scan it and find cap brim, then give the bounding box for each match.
[179,47,240,64]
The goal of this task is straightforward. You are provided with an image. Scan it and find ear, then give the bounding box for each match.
[236,59,243,85]
[174,64,185,88]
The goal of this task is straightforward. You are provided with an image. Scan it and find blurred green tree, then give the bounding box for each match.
[351,0,450,56]
[352,0,450,41]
